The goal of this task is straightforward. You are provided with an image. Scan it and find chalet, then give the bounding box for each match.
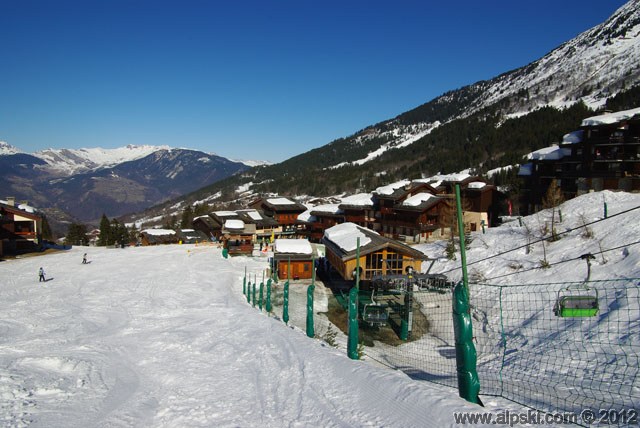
[192,215,218,240]
[338,193,376,230]
[321,222,427,282]
[177,229,209,244]
[298,204,343,242]
[0,197,43,255]
[272,238,320,280]
[519,107,640,213]
[390,192,446,243]
[220,218,254,256]
[235,209,280,243]
[139,229,180,246]
[249,197,307,236]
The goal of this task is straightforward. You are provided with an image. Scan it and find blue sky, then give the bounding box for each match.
[0,0,629,163]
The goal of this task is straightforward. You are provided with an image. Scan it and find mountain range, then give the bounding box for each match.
[0,142,252,231]
[2,0,640,233]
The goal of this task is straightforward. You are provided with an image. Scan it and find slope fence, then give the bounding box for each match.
[241,271,640,425]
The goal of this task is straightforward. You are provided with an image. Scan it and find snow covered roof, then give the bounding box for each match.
[339,193,374,207]
[297,210,316,223]
[224,219,245,230]
[467,181,487,190]
[526,145,571,161]
[214,211,237,217]
[266,197,296,205]
[274,239,313,255]
[142,229,176,236]
[245,210,262,221]
[310,204,342,215]
[562,130,583,144]
[375,180,410,196]
[581,107,640,127]
[402,193,438,207]
[323,223,372,252]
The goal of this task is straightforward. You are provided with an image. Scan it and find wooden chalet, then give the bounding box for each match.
[139,229,180,246]
[0,198,43,255]
[321,222,426,282]
[272,238,319,280]
[235,209,281,243]
[177,229,209,244]
[220,218,254,256]
[519,107,640,214]
[249,197,307,237]
[298,204,343,242]
[338,193,376,229]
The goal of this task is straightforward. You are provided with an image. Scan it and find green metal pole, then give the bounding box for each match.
[604,201,608,218]
[283,280,289,324]
[306,258,316,338]
[348,238,360,359]
[453,184,481,405]
[252,276,257,308]
[259,281,264,311]
[243,266,246,295]
[266,279,272,313]
[455,184,469,291]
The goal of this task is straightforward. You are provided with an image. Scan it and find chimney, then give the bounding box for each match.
[6,196,15,207]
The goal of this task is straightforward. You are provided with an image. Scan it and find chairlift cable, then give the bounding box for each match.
[439,204,640,275]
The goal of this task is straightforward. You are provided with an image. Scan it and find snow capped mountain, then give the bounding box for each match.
[0,141,22,155]
[33,144,171,175]
[328,0,640,169]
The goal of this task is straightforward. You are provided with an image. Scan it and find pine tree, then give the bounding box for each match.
[180,205,194,229]
[542,179,564,241]
[41,214,53,241]
[65,223,88,246]
[99,214,112,246]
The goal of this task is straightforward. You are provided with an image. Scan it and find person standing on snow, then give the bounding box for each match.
[82,253,87,264]
[38,267,46,282]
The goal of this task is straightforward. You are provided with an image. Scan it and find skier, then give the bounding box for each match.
[82,253,87,264]
[38,267,46,282]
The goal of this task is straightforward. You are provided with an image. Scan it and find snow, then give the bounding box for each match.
[0,141,22,155]
[274,238,313,254]
[525,145,571,161]
[375,180,410,196]
[467,181,487,189]
[244,210,263,221]
[562,130,583,144]
[141,229,176,236]
[213,211,237,217]
[324,222,372,251]
[0,245,485,427]
[580,106,640,127]
[309,204,342,214]
[2,190,638,426]
[224,219,245,230]
[402,193,438,207]
[340,193,374,207]
[266,197,296,205]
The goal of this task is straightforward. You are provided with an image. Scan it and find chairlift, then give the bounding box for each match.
[362,290,388,327]
[553,253,599,318]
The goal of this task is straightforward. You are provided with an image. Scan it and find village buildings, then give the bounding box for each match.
[519,107,640,214]
[0,197,43,256]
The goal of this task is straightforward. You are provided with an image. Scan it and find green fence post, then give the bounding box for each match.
[266,279,272,313]
[243,267,247,296]
[283,280,289,324]
[558,209,563,223]
[306,284,315,338]
[453,184,481,405]
[222,248,228,259]
[306,258,316,338]
[348,238,360,359]
[252,281,257,308]
[604,201,608,218]
[259,281,264,311]
[452,281,481,405]
[400,286,411,341]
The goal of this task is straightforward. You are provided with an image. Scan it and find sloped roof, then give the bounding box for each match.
[322,222,427,262]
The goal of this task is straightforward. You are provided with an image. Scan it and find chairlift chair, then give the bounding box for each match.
[362,289,388,327]
[553,253,599,318]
